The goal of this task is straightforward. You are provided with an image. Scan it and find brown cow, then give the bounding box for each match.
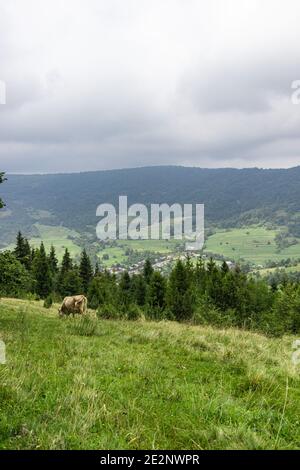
[58,295,87,317]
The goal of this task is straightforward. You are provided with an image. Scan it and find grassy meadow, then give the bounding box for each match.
[257,264,300,276]
[205,226,300,265]
[0,298,300,450]
[98,240,180,267]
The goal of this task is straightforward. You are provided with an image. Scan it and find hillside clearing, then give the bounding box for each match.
[205,226,300,265]
[0,298,299,450]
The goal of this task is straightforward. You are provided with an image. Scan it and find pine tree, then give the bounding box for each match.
[147,271,166,317]
[195,256,207,293]
[32,242,52,298]
[14,231,24,260]
[14,232,31,270]
[167,260,195,320]
[58,249,73,296]
[119,271,132,308]
[48,245,58,274]
[94,262,100,277]
[143,259,153,283]
[221,260,230,275]
[131,274,147,306]
[61,248,73,274]
[31,247,35,263]
[23,239,32,270]
[61,268,82,297]
[79,249,93,294]
[207,257,217,275]
[88,271,117,309]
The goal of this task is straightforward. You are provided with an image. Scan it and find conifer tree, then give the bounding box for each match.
[119,271,132,308]
[147,271,166,317]
[88,270,117,309]
[207,257,217,275]
[23,239,32,270]
[33,242,52,298]
[185,254,193,275]
[14,232,31,270]
[61,268,82,297]
[195,256,207,293]
[61,248,73,274]
[131,274,147,306]
[31,247,36,264]
[221,260,230,275]
[143,258,153,283]
[79,249,93,294]
[94,262,100,277]
[167,260,195,320]
[57,248,73,296]
[48,245,58,274]
[14,231,24,260]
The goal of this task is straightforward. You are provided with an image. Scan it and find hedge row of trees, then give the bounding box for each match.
[1,231,300,336]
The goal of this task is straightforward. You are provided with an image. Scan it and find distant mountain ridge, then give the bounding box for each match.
[0,166,300,247]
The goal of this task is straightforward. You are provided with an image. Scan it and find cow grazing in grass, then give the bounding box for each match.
[58,295,87,317]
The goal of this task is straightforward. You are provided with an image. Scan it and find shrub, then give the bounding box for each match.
[125,303,143,321]
[250,310,284,337]
[192,296,235,327]
[97,303,121,320]
[145,305,166,321]
[43,295,53,309]
[0,251,33,297]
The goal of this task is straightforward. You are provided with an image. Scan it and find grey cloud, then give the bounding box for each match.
[0,0,300,173]
[179,56,300,114]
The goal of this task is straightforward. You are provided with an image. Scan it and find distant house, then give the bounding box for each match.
[226,261,236,270]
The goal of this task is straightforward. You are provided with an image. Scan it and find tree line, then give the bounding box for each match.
[1,231,300,336]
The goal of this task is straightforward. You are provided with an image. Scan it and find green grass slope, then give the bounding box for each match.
[205,227,300,265]
[0,299,299,450]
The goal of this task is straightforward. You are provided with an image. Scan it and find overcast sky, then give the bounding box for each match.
[0,0,300,173]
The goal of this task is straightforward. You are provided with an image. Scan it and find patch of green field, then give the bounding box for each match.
[0,298,300,450]
[98,247,128,267]
[205,226,300,266]
[98,239,181,267]
[29,224,82,260]
[117,239,180,253]
[257,263,300,276]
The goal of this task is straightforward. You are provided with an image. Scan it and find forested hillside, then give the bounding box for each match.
[0,166,300,247]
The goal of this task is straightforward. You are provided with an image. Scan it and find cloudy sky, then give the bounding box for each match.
[0,0,300,173]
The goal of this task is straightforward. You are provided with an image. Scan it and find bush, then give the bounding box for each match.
[125,303,143,321]
[0,251,33,297]
[250,310,284,337]
[97,303,121,320]
[145,305,166,321]
[43,295,53,309]
[192,296,235,327]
